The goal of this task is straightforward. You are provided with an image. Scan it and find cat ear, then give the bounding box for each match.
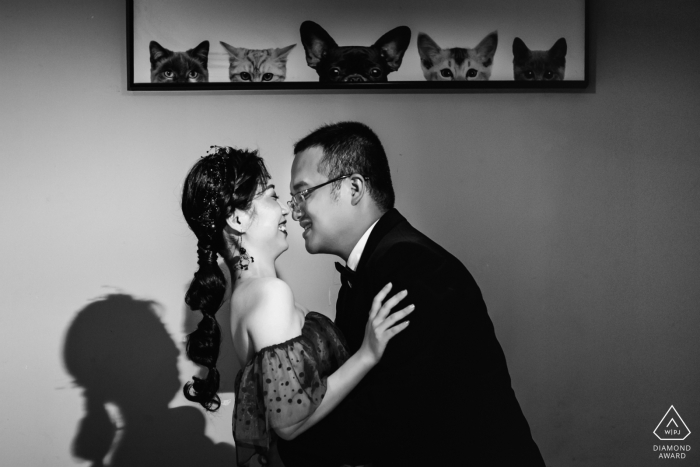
[548,38,568,60]
[149,41,171,66]
[274,44,297,62]
[188,41,210,67]
[512,37,530,58]
[220,41,246,60]
[417,32,441,68]
[474,31,498,64]
[374,26,411,71]
[300,21,338,68]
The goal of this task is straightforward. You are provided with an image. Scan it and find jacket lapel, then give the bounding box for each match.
[355,208,406,277]
[335,209,406,352]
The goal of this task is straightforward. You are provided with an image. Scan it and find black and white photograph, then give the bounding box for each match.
[1,1,699,466]
[128,0,587,89]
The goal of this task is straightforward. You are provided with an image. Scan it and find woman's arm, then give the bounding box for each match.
[274,345,374,440]
[242,278,413,441]
[274,283,413,440]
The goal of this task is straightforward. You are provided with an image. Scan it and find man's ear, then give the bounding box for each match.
[226,209,252,234]
[348,174,367,206]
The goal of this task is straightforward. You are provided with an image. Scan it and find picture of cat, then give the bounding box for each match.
[417,31,498,81]
[220,42,296,82]
[512,37,567,81]
[149,41,209,83]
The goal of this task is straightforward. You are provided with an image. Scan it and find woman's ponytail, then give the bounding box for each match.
[181,146,270,412]
[183,240,226,411]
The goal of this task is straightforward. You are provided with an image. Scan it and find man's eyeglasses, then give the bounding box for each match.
[287,174,353,211]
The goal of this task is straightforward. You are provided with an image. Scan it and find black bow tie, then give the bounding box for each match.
[335,262,357,287]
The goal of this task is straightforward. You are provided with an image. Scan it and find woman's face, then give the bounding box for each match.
[246,182,289,258]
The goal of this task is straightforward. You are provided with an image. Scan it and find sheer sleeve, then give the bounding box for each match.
[233,312,349,466]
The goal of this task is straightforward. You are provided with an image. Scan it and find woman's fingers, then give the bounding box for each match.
[375,289,408,321]
[369,283,393,320]
[383,320,410,339]
[374,304,415,334]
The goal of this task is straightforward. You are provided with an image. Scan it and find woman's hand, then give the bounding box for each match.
[273,283,413,440]
[359,283,414,366]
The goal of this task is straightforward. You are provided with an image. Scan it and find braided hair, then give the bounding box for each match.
[181,146,270,411]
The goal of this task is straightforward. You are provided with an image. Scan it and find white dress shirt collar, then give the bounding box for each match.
[346,220,379,271]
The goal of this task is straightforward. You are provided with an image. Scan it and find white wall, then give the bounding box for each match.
[1,1,699,466]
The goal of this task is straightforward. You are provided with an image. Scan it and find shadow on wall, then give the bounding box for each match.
[63,294,235,467]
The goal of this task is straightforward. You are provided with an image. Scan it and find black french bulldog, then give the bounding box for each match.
[299,20,411,82]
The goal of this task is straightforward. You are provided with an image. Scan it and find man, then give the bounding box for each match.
[278,121,545,466]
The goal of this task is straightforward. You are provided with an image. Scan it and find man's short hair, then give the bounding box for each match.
[294,121,395,211]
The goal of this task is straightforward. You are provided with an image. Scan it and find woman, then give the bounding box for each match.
[180,146,413,466]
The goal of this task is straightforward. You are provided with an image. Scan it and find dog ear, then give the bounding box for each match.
[373,26,411,72]
[300,21,338,68]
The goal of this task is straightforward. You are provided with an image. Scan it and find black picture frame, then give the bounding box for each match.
[127,0,588,92]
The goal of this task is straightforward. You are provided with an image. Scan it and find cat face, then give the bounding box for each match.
[417,32,498,81]
[512,37,567,81]
[149,41,209,83]
[220,42,296,82]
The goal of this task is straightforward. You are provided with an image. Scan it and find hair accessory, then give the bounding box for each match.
[195,146,234,230]
[197,247,218,267]
[206,145,232,157]
[233,246,254,271]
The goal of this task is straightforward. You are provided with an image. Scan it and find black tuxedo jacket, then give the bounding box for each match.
[278,209,545,466]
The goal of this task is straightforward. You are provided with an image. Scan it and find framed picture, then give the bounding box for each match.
[127,0,588,91]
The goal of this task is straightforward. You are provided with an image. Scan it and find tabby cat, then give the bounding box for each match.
[220,42,296,82]
[149,40,209,83]
[512,37,567,81]
[417,31,498,81]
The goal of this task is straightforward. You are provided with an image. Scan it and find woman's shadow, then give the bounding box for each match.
[63,294,236,467]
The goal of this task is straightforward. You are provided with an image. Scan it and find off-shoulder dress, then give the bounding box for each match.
[233,311,350,466]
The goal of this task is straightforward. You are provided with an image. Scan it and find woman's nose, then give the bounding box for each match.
[279,199,289,215]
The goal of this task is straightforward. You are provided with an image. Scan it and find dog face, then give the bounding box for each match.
[300,21,411,82]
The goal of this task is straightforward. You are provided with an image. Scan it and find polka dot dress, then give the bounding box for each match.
[234,312,350,466]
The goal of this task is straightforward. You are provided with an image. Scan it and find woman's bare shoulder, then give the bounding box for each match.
[233,277,301,352]
[246,276,293,299]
